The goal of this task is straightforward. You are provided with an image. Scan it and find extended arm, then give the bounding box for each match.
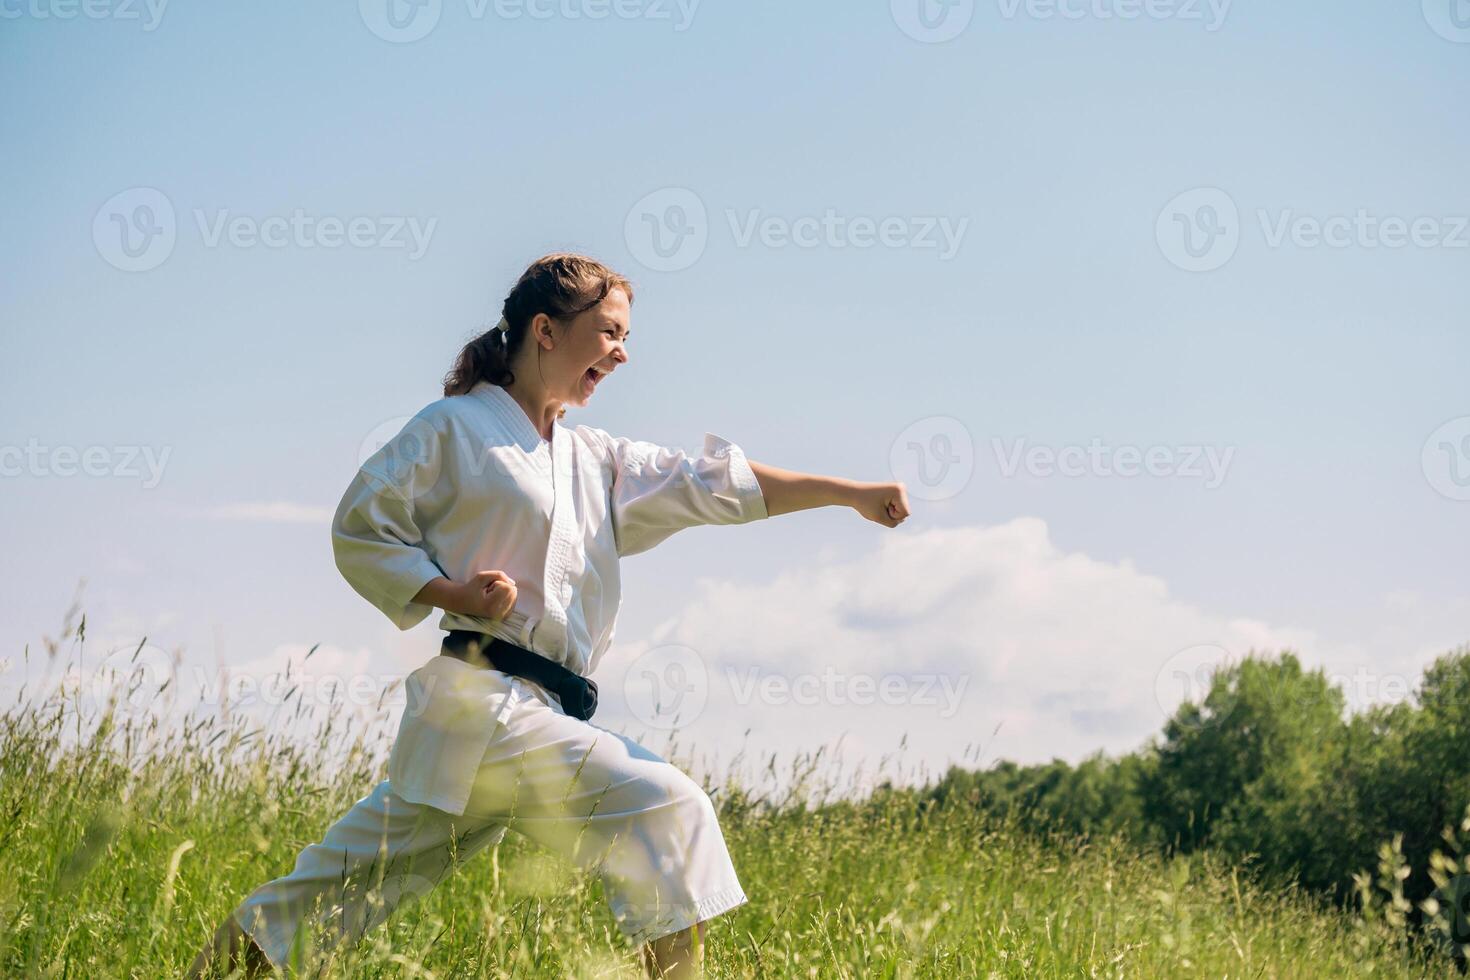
[749,459,910,527]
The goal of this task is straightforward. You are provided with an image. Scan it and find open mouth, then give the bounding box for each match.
[582,366,608,394]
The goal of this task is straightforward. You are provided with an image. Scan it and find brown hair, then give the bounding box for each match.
[443,253,635,414]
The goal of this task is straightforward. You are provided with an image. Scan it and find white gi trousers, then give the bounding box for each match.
[231,663,747,971]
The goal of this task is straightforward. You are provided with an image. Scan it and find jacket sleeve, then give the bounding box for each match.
[330,416,448,630]
[604,430,769,558]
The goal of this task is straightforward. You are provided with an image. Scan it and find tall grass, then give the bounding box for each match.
[0,614,1455,978]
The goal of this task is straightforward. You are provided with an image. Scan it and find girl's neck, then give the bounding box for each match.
[502,380,560,442]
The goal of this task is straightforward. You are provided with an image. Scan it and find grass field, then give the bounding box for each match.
[0,639,1454,978]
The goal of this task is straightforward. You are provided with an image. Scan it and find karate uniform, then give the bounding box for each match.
[232,380,768,970]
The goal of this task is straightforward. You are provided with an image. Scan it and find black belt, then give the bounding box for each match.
[440,629,598,721]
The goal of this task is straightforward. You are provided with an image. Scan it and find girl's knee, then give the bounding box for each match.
[651,766,716,815]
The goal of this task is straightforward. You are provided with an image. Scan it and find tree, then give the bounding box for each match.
[1140,650,1346,878]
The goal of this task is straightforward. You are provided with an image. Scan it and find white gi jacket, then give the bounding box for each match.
[331,379,768,814]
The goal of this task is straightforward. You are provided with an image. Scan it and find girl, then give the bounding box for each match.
[187,252,910,979]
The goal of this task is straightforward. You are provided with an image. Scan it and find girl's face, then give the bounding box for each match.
[545,287,631,408]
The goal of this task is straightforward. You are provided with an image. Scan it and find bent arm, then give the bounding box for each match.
[412,576,463,612]
[747,460,860,517]
[412,567,520,622]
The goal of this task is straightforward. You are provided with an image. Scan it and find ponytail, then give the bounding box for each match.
[442,319,513,396]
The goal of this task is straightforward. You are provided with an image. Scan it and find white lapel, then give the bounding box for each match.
[536,419,577,658]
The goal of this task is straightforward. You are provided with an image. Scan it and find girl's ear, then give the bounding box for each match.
[531,313,555,348]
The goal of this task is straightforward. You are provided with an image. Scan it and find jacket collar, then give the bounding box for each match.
[468,381,558,450]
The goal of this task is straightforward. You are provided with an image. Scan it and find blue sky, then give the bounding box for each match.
[2,1,1467,792]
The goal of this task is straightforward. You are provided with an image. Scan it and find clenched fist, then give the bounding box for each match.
[850,481,910,528]
[455,570,518,621]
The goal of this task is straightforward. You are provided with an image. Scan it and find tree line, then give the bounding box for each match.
[922,646,1470,953]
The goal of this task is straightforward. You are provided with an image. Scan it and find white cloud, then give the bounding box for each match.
[202,501,334,523]
[185,642,411,732]
[592,518,1342,798]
